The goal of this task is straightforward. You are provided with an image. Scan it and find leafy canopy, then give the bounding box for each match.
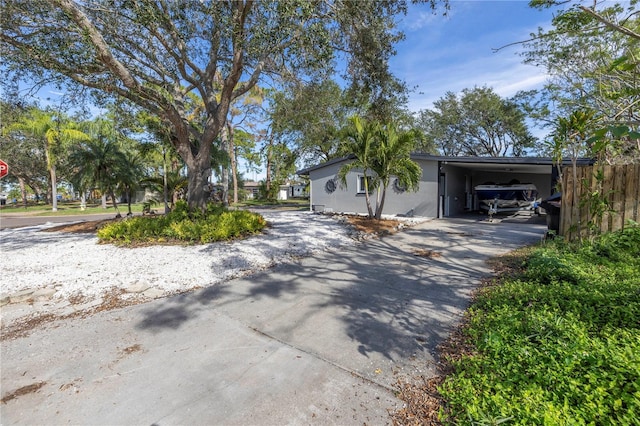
[416,86,536,157]
[1,0,446,209]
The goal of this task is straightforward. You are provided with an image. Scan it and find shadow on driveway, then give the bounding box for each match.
[135,216,545,387]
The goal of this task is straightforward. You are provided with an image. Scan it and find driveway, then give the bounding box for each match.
[0,214,546,425]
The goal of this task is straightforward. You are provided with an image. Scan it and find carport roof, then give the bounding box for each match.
[297,154,595,176]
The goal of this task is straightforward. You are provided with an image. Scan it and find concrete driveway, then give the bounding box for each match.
[0,215,545,425]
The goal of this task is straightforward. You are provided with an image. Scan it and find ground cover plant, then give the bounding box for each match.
[97,201,266,245]
[438,224,640,425]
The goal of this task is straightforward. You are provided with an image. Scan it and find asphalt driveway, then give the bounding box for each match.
[0,214,546,425]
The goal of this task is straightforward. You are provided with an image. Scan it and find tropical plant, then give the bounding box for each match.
[68,136,128,216]
[117,150,146,216]
[369,124,422,219]
[438,225,640,424]
[141,170,188,212]
[8,107,88,210]
[338,116,380,218]
[0,101,49,205]
[549,109,599,239]
[338,115,422,219]
[97,200,266,245]
[522,1,640,163]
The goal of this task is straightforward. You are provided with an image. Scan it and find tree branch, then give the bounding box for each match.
[53,0,139,89]
[579,5,640,41]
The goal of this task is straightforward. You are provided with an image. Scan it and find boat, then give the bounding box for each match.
[474,183,539,214]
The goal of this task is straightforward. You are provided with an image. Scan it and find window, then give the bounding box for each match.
[357,175,373,194]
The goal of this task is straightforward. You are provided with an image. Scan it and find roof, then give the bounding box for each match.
[297,154,595,176]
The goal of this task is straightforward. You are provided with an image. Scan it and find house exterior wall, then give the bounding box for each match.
[309,158,440,217]
[440,164,469,216]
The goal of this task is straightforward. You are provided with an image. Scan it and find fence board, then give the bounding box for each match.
[611,165,625,231]
[560,164,640,240]
[633,164,640,222]
[602,165,615,234]
[578,166,591,240]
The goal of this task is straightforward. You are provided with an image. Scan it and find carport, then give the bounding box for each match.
[428,156,592,218]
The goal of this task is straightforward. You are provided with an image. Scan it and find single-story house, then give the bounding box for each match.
[289,184,309,199]
[243,181,261,200]
[297,154,594,218]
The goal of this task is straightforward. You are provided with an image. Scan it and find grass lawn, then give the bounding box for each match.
[232,198,310,210]
[0,201,146,216]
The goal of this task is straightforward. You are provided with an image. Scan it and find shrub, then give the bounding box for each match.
[439,224,640,425]
[97,201,266,245]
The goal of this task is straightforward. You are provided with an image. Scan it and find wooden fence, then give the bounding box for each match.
[560,164,640,240]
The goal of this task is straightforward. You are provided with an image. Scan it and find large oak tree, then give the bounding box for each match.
[1,0,440,209]
[417,86,536,157]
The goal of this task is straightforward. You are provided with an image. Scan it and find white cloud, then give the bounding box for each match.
[393,1,556,113]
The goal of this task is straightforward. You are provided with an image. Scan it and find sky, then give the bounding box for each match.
[20,1,563,182]
[391,0,558,113]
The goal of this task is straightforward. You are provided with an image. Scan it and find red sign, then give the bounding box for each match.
[0,159,8,179]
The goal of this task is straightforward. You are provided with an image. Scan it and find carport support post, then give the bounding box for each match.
[437,161,443,219]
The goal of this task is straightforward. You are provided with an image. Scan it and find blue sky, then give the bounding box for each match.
[392,0,558,113]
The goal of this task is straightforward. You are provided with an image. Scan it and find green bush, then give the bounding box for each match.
[97,201,266,245]
[439,224,640,425]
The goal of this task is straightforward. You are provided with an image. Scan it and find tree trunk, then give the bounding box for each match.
[219,126,230,206]
[363,175,374,219]
[110,190,121,217]
[126,186,132,215]
[375,184,387,220]
[265,146,272,199]
[50,165,58,211]
[184,154,212,211]
[44,145,58,210]
[571,155,581,239]
[18,177,27,208]
[163,150,170,214]
[226,122,239,204]
[102,194,107,209]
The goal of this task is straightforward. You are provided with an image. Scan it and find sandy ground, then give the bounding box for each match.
[0,210,424,331]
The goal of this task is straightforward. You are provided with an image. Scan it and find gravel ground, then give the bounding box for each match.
[1,211,360,303]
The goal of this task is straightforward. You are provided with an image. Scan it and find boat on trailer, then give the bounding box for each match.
[474,183,540,214]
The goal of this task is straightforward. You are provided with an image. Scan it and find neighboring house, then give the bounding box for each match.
[277,184,289,201]
[289,184,308,199]
[297,154,594,218]
[243,181,261,200]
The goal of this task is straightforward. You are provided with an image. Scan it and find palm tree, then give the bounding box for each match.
[10,108,88,211]
[69,136,128,217]
[117,150,146,216]
[337,115,380,218]
[141,170,188,211]
[370,124,422,219]
[338,115,422,219]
